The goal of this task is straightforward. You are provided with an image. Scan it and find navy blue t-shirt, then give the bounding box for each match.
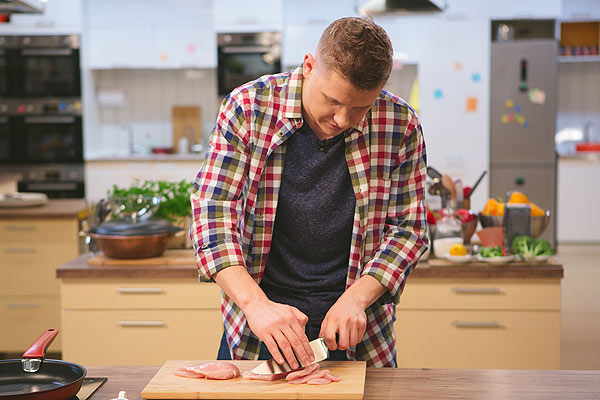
[260,122,356,326]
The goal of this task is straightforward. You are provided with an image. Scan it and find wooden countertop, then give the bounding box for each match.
[56,251,563,279]
[0,198,86,219]
[84,365,600,400]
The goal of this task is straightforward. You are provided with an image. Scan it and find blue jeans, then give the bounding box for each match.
[217,324,349,361]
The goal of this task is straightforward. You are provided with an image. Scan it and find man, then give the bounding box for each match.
[191,17,428,368]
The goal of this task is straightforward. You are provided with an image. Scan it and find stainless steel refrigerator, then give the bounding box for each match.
[490,39,558,246]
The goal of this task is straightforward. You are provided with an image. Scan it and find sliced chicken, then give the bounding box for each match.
[175,362,241,380]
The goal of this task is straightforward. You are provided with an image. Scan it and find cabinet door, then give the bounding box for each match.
[214,0,283,33]
[395,310,560,369]
[0,0,83,34]
[61,309,222,365]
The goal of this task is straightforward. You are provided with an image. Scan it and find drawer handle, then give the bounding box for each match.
[3,226,36,231]
[116,287,164,294]
[6,302,40,309]
[4,248,38,253]
[452,287,501,294]
[117,320,165,327]
[452,321,501,328]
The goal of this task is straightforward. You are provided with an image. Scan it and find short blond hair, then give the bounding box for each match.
[317,17,393,90]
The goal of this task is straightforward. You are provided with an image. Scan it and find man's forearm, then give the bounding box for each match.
[343,274,387,310]
[212,265,268,310]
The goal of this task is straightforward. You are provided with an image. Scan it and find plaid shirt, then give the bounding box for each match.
[191,66,428,367]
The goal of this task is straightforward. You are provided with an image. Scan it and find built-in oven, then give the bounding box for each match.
[0,35,80,98]
[0,99,85,198]
[217,32,281,96]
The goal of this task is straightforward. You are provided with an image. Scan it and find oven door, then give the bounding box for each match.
[218,46,281,96]
[0,116,15,163]
[18,48,81,97]
[16,115,83,163]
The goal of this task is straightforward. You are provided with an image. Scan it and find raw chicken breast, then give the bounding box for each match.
[175,362,241,380]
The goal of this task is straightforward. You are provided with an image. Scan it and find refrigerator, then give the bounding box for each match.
[490,39,558,246]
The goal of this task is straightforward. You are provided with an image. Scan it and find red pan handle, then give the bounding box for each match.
[22,328,59,359]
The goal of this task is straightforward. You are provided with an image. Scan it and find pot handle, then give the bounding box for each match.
[22,328,59,359]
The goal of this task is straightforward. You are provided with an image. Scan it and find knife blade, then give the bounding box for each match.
[250,337,329,375]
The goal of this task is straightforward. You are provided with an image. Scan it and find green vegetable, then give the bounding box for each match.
[478,246,503,258]
[108,179,193,222]
[511,235,554,258]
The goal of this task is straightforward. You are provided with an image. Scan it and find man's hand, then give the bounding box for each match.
[319,274,387,351]
[243,299,314,369]
[212,265,314,368]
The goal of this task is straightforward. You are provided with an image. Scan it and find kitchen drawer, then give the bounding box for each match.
[61,309,222,366]
[60,280,221,310]
[1,242,77,295]
[395,309,560,369]
[0,295,61,353]
[398,279,561,310]
[0,219,78,243]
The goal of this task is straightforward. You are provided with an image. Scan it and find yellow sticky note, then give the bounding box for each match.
[466,97,477,112]
[505,99,514,108]
[501,114,509,124]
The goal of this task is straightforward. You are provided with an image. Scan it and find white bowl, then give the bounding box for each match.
[520,254,553,263]
[476,254,514,263]
[445,253,475,263]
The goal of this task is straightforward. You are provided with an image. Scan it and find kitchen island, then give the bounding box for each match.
[84,365,599,400]
[57,251,563,369]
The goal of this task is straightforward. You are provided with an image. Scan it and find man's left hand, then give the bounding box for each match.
[319,291,367,351]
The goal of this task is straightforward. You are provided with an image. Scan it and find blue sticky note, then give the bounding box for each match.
[434,89,443,99]
[523,121,529,128]
[471,73,481,83]
[514,105,521,112]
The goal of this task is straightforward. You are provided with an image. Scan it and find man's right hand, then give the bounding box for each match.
[243,298,314,369]
[212,265,314,369]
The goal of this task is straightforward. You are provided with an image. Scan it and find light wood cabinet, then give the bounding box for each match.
[60,279,222,366]
[395,278,561,369]
[0,218,79,352]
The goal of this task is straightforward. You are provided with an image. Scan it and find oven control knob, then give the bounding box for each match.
[23,37,31,45]
[0,104,7,112]
[17,104,26,113]
[26,104,34,112]
[69,171,78,180]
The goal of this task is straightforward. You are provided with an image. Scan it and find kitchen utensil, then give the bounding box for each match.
[85,219,184,259]
[480,211,550,238]
[468,171,487,198]
[142,360,366,400]
[475,226,504,247]
[172,106,201,154]
[107,195,160,222]
[251,337,329,375]
[0,329,87,399]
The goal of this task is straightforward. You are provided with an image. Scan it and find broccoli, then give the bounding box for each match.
[512,235,534,258]
[511,235,554,257]
[532,238,554,256]
[478,246,503,258]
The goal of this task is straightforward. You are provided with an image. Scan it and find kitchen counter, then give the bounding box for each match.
[56,252,563,279]
[0,198,86,219]
[86,153,205,162]
[84,365,600,400]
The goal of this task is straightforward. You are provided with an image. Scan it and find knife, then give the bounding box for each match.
[250,337,329,375]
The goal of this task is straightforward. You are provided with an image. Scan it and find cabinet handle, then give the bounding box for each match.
[117,320,164,327]
[452,287,501,294]
[6,302,40,309]
[116,287,164,294]
[452,321,501,328]
[4,248,38,253]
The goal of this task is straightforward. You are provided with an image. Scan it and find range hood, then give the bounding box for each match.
[0,0,45,14]
[358,0,445,15]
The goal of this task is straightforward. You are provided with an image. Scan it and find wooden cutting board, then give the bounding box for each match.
[88,249,195,266]
[172,105,202,153]
[141,360,366,399]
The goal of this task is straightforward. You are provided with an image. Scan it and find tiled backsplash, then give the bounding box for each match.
[88,68,218,157]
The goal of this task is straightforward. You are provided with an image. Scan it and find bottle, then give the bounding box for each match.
[178,136,189,154]
[433,207,463,258]
[143,133,153,155]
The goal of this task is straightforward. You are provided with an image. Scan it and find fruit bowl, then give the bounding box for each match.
[479,210,551,238]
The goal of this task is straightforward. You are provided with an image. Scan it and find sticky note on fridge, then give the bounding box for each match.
[453,62,463,71]
[528,88,546,105]
[523,121,530,128]
[515,114,525,124]
[187,44,196,53]
[434,89,443,99]
[471,73,481,83]
[508,114,514,123]
[466,97,478,112]
[514,105,521,112]
[501,114,510,124]
[505,99,514,108]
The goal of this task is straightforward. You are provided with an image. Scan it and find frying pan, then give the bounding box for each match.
[0,329,87,399]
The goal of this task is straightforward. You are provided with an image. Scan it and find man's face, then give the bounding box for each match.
[301,53,382,140]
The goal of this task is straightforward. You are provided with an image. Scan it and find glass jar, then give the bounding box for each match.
[433,208,463,258]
